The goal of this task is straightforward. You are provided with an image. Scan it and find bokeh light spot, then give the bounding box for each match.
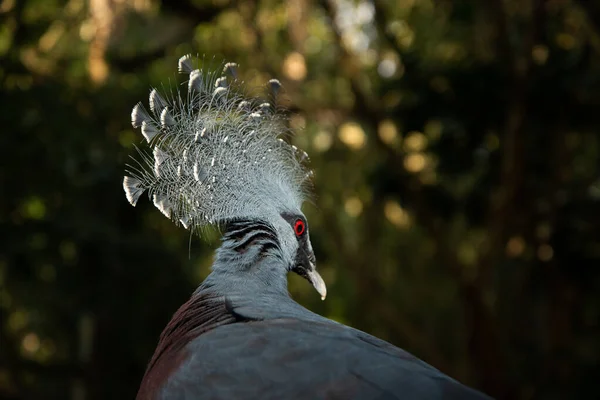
[506,236,526,258]
[532,44,549,64]
[344,197,363,217]
[22,333,40,355]
[538,244,554,261]
[378,120,398,145]
[283,52,307,81]
[403,131,427,152]
[339,122,366,150]
[384,200,410,228]
[313,130,333,152]
[404,153,426,173]
[22,197,46,220]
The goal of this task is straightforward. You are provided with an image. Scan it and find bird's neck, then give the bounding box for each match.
[199,219,290,299]
[192,219,325,323]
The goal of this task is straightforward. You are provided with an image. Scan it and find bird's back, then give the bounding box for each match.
[142,291,490,400]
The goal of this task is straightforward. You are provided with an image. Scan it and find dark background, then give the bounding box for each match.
[2,0,600,399]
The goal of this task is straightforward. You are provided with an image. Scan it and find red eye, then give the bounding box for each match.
[294,219,305,236]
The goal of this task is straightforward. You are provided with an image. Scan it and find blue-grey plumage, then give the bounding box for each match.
[166,322,490,400]
[137,219,491,399]
[126,56,492,400]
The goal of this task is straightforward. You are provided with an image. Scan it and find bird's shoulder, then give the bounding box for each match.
[136,290,237,400]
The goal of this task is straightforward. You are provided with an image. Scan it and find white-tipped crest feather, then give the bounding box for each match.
[152,193,172,218]
[149,89,167,115]
[223,62,238,78]
[215,76,228,88]
[178,54,194,74]
[160,107,175,127]
[268,79,282,96]
[123,55,313,231]
[123,176,145,206]
[141,120,158,143]
[131,104,150,128]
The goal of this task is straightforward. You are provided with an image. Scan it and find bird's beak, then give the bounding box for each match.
[307,261,327,301]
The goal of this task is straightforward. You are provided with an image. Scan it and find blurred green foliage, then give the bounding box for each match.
[1,0,600,399]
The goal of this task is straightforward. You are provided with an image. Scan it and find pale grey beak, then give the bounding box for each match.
[307,262,327,300]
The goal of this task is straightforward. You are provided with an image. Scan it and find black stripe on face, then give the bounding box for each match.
[226,224,261,240]
[231,229,276,251]
[224,220,279,254]
[226,220,274,238]
[258,240,280,254]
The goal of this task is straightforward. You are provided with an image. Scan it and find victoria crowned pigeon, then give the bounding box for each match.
[124,55,493,400]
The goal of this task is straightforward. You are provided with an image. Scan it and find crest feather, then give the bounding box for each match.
[123,55,313,232]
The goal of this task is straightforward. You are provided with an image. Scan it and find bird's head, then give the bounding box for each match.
[124,55,323,298]
[272,211,326,300]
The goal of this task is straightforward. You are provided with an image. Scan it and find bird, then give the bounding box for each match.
[123,55,493,400]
